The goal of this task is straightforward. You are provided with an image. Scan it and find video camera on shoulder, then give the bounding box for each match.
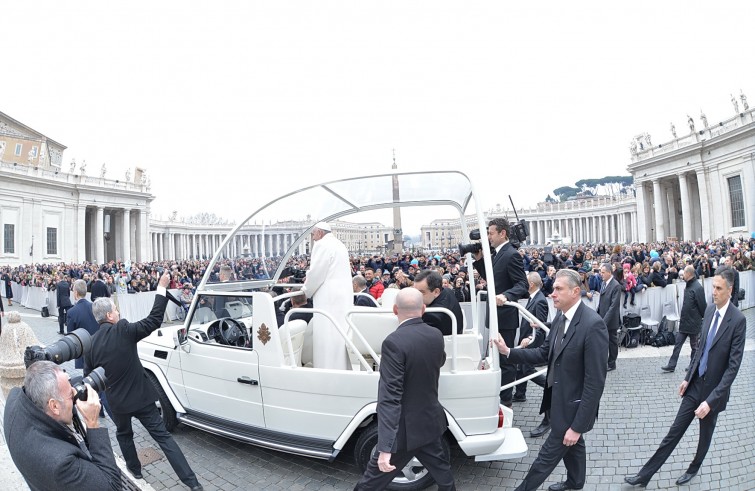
[24,328,108,399]
[280,266,307,283]
[458,229,482,256]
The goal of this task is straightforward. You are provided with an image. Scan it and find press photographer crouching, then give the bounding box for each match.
[4,359,121,491]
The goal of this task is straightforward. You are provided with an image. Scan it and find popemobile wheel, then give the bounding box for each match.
[354,422,449,491]
[146,371,178,432]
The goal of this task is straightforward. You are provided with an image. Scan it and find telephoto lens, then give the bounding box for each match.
[70,366,108,402]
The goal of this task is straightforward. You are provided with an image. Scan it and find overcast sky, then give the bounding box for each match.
[3,1,753,233]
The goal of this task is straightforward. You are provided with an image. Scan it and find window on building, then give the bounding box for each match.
[728,175,745,228]
[3,224,14,253]
[47,227,58,255]
[30,146,38,158]
[14,143,22,156]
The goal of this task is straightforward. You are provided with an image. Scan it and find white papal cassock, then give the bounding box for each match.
[301,233,352,369]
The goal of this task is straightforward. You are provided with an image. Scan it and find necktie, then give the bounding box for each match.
[698,311,720,378]
[600,281,607,294]
[546,315,565,388]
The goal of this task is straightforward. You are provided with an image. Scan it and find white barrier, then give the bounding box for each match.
[3,271,753,323]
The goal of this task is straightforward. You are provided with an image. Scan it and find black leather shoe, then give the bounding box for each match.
[676,471,697,485]
[190,486,204,491]
[661,365,675,372]
[530,422,551,437]
[606,364,616,372]
[624,474,649,487]
[513,394,527,402]
[548,482,582,491]
[128,468,143,480]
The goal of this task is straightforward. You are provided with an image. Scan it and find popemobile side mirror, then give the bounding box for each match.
[174,327,188,347]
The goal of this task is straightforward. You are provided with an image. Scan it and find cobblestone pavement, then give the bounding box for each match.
[1,303,753,491]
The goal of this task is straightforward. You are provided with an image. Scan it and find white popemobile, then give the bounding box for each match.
[138,171,537,490]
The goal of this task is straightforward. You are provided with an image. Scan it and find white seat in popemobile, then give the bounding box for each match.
[441,333,482,372]
[379,288,399,310]
[279,319,308,367]
[347,309,399,370]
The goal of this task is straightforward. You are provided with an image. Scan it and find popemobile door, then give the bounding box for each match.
[177,336,264,428]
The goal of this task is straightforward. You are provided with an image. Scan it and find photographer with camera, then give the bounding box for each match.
[4,361,121,491]
[471,218,529,407]
[86,272,204,490]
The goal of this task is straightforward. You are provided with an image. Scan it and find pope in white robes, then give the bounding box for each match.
[301,222,352,369]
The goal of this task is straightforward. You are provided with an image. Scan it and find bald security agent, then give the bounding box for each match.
[86,272,204,491]
[625,267,746,487]
[355,288,455,491]
[493,269,608,491]
[4,361,121,491]
[596,263,621,371]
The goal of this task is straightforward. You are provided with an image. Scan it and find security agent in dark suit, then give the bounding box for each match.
[596,263,621,371]
[355,288,455,491]
[89,273,111,303]
[353,275,379,307]
[86,273,204,491]
[625,268,746,488]
[4,361,120,491]
[493,269,608,491]
[56,274,74,335]
[512,273,550,433]
[67,279,100,369]
[472,217,529,406]
[413,269,464,335]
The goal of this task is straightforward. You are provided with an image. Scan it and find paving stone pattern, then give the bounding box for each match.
[2,305,754,491]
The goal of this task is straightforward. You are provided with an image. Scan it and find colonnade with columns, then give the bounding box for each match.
[526,211,638,245]
[82,205,149,264]
[148,229,306,261]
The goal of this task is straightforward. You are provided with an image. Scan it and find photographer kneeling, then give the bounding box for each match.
[4,361,121,491]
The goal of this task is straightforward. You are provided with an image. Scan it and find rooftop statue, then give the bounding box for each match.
[670,122,677,139]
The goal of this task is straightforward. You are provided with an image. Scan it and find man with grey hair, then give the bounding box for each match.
[87,272,203,490]
[353,274,376,307]
[662,265,706,373]
[4,360,121,490]
[355,288,455,490]
[493,269,608,491]
[596,263,621,372]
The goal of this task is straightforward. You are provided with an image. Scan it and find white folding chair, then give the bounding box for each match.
[640,305,659,336]
[662,300,680,332]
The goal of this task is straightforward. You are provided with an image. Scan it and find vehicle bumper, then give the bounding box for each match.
[472,427,528,461]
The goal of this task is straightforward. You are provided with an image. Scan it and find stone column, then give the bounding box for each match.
[695,170,711,241]
[95,207,105,265]
[652,179,666,241]
[121,209,131,263]
[678,174,692,240]
[743,156,755,234]
[666,184,677,238]
[76,204,87,262]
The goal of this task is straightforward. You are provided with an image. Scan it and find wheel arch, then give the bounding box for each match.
[142,360,187,414]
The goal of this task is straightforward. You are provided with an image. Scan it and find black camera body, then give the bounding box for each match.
[458,229,482,256]
[69,367,107,402]
[280,266,307,283]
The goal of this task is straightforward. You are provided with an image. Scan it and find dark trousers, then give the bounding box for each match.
[666,332,700,370]
[514,363,546,397]
[607,328,618,367]
[58,305,71,334]
[514,429,586,491]
[638,376,719,480]
[499,329,517,403]
[112,403,199,487]
[354,437,455,491]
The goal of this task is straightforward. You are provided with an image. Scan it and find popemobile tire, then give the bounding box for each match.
[146,370,178,432]
[354,422,449,491]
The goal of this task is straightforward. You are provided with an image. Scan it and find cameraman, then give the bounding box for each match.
[472,218,529,407]
[4,361,121,491]
[87,272,203,491]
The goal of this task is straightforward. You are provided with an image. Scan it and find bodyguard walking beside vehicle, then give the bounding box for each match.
[661,265,705,373]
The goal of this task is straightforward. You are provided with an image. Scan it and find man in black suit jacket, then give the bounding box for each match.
[89,273,111,303]
[67,279,99,369]
[355,288,455,491]
[472,218,529,406]
[625,268,746,488]
[414,269,464,335]
[494,269,608,491]
[512,273,550,434]
[353,275,378,307]
[596,263,621,371]
[87,272,203,491]
[56,274,73,335]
